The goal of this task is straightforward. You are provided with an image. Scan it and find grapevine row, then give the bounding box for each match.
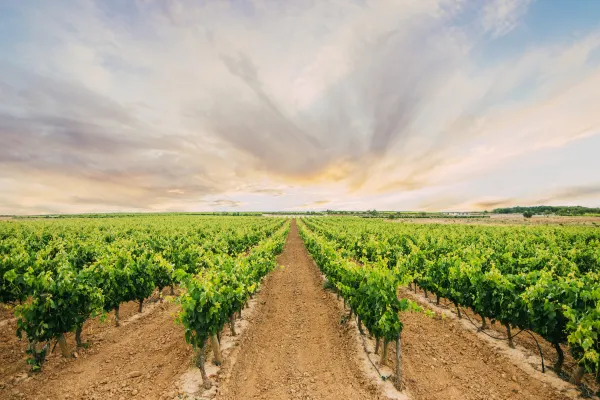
[297,219,418,389]
[0,216,286,370]
[177,221,289,388]
[302,217,600,385]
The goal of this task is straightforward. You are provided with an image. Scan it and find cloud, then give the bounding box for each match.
[292,199,331,210]
[481,0,534,37]
[209,199,242,208]
[472,199,516,210]
[0,0,599,213]
[467,184,600,211]
[536,185,600,205]
[249,188,286,197]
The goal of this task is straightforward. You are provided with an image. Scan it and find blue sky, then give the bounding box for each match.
[0,0,599,214]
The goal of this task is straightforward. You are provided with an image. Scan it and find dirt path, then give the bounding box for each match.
[1,300,192,400]
[218,220,384,400]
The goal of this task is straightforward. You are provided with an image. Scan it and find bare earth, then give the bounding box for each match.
[0,219,589,400]
[0,296,193,400]
[404,286,599,397]
[398,297,571,400]
[392,214,600,226]
[218,220,384,400]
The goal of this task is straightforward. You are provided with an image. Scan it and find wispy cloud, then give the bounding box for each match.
[467,184,600,211]
[293,199,331,210]
[472,198,515,210]
[481,0,534,37]
[0,0,599,213]
[536,185,600,205]
[210,199,242,208]
[249,188,286,197]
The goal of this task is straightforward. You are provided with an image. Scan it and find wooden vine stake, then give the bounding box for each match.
[505,323,515,348]
[210,334,223,365]
[114,306,121,327]
[393,332,403,390]
[229,315,237,336]
[380,339,389,366]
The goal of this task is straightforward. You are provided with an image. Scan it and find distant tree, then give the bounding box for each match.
[523,211,534,218]
[494,205,600,216]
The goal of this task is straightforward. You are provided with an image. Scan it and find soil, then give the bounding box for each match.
[217,220,384,400]
[408,287,599,397]
[395,291,574,400]
[0,291,193,400]
[391,214,600,226]
[0,219,592,400]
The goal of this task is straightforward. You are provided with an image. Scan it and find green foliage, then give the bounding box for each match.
[177,223,289,349]
[298,222,410,341]
[0,215,288,370]
[15,262,103,369]
[149,253,174,293]
[494,205,600,216]
[302,216,600,377]
[563,274,600,374]
[87,247,135,312]
[1,256,30,304]
[129,250,158,306]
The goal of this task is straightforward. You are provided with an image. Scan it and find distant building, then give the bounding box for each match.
[442,211,486,217]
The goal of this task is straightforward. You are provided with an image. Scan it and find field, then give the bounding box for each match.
[387,214,600,226]
[1,215,599,399]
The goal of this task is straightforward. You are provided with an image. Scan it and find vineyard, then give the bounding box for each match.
[0,215,599,399]
[0,216,287,383]
[299,217,600,390]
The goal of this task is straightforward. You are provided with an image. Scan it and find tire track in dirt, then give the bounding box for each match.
[218,220,384,400]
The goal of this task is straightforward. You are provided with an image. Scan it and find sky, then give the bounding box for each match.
[1,0,600,214]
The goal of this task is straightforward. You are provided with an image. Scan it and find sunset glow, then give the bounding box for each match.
[1,0,599,214]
